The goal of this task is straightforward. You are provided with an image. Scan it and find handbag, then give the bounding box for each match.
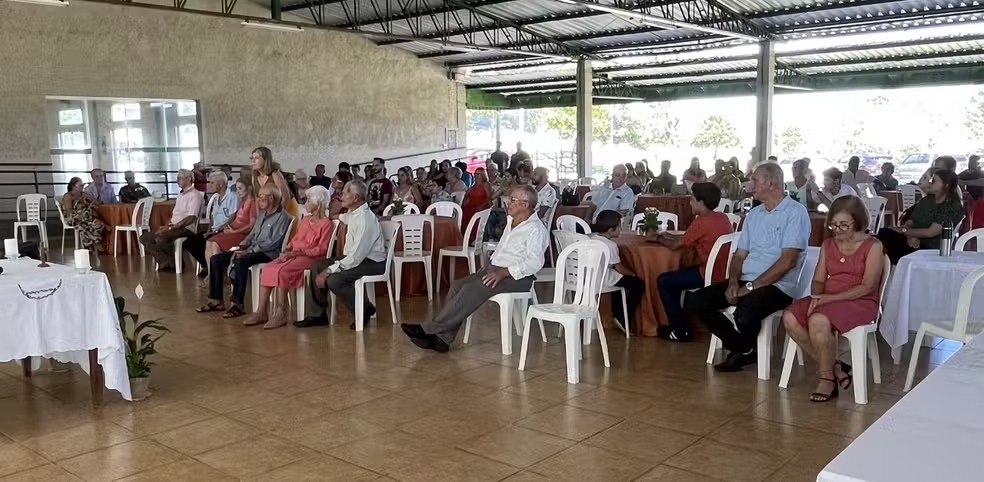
[560,186,580,206]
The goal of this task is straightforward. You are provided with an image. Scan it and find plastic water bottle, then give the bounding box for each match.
[940,220,954,257]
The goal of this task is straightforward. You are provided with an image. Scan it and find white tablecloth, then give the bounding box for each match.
[0,259,131,400]
[880,251,984,362]
[819,333,984,482]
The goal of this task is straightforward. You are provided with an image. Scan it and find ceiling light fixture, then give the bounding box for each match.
[241,20,303,33]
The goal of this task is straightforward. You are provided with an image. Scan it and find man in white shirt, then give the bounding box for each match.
[532,167,557,222]
[402,185,548,352]
[586,164,635,222]
[298,180,387,328]
[84,168,117,204]
[813,168,858,209]
[841,156,873,191]
[139,169,203,271]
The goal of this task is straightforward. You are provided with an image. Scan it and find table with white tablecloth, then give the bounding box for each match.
[880,251,984,364]
[819,332,984,482]
[0,259,131,402]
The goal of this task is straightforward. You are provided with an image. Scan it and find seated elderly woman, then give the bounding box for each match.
[782,196,885,402]
[243,185,335,329]
[202,178,257,285]
[443,166,468,199]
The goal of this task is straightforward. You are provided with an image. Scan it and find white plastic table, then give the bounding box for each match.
[880,250,984,363]
[0,259,132,404]
[819,333,984,482]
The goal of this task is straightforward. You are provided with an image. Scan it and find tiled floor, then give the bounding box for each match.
[0,254,956,481]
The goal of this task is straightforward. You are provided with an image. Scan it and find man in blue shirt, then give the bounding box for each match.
[685,163,810,372]
[84,168,116,204]
[586,164,635,222]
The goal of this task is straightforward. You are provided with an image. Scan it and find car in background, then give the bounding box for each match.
[837,153,894,173]
[895,152,969,184]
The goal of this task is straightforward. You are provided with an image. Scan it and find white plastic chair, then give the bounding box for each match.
[171,216,201,274]
[436,209,490,292]
[451,191,466,205]
[248,215,298,311]
[904,265,984,392]
[856,182,874,198]
[779,255,891,404]
[425,201,463,226]
[291,222,338,321]
[862,196,887,233]
[554,230,632,339]
[577,177,596,186]
[114,197,154,256]
[382,202,420,216]
[898,185,922,213]
[330,221,400,331]
[200,192,218,226]
[54,196,79,254]
[392,214,435,301]
[582,191,595,203]
[556,215,591,234]
[725,213,741,231]
[462,288,545,356]
[954,227,984,252]
[14,194,48,249]
[519,240,611,384]
[629,212,678,231]
[715,198,736,213]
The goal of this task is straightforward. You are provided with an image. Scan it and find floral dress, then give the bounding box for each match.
[64,195,104,251]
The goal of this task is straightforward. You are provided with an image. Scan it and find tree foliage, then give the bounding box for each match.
[965,91,984,141]
[691,115,740,157]
[778,126,804,156]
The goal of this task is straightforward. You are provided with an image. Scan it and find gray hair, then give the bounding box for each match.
[345,179,368,201]
[305,185,330,210]
[755,162,784,186]
[258,184,282,205]
[612,164,627,176]
[512,185,538,214]
[208,171,227,186]
[448,167,461,179]
[294,169,308,180]
[177,168,192,181]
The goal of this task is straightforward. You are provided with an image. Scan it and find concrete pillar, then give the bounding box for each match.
[271,0,282,21]
[575,58,593,179]
[754,41,775,165]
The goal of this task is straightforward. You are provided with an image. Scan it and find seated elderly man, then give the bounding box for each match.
[182,171,240,278]
[814,167,858,209]
[586,164,635,222]
[299,180,387,329]
[139,169,203,271]
[85,168,117,204]
[118,170,151,203]
[196,185,292,318]
[685,163,810,372]
[402,185,548,353]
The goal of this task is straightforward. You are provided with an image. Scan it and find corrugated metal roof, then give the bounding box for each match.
[799,53,984,73]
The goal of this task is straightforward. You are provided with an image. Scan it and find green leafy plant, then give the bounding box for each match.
[638,207,663,233]
[391,199,406,216]
[115,296,169,379]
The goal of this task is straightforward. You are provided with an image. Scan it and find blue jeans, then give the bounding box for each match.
[656,266,704,333]
[208,251,271,306]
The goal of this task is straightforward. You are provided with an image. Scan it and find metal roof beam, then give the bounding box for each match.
[550,0,767,41]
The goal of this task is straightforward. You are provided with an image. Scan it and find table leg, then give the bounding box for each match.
[891,346,903,365]
[88,349,104,407]
[21,357,32,378]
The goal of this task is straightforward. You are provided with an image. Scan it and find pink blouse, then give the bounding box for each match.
[230,197,257,231]
[288,216,334,258]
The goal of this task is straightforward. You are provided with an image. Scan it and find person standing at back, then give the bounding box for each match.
[685,163,810,372]
[842,156,872,192]
[367,166,394,215]
[510,141,530,170]
[310,164,332,190]
[490,141,509,173]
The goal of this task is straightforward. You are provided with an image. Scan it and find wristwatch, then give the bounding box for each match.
[901,227,908,234]
[744,281,754,292]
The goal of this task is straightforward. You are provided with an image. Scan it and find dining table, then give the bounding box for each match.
[634,195,696,229]
[98,201,175,255]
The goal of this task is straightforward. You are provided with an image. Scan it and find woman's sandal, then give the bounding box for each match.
[810,378,839,403]
[196,302,225,313]
[223,305,246,318]
[835,361,854,391]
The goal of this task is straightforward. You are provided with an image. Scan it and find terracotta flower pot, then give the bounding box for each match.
[130,377,152,401]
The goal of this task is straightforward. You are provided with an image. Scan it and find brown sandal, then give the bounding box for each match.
[196,302,225,313]
[223,305,245,318]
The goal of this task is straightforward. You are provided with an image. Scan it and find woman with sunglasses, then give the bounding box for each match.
[781,196,885,403]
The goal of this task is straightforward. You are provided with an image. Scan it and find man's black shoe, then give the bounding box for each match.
[197,269,208,279]
[431,336,450,353]
[401,324,434,350]
[714,350,756,372]
[294,315,330,328]
[657,328,693,343]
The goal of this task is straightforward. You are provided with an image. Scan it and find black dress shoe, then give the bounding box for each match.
[714,350,756,372]
[431,336,450,353]
[401,324,434,350]
[196,269,208,278]
[294,315,330,328]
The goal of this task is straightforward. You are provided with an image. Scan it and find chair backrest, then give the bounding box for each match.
[324,219,339,259]
[380,220,400,277]
[582,191,595,202]
[280,215,298,251]
[556,215,591,234]
[706,232,740,286]
[151,191,165,201]
[577,177,596,186]
[551,240,610,308]
[55,196,70,224]
[554,230,591,290]
[540,202,558,229]
[16,194,47,222]
[630,213,644,230]
[862,196,887,233]
[739,197,753,212]
[657,212,678,231]
[553,230,589,253]
[857,183,874,198]
[715,198,735,213]
[392,214,434,257]
[132,197,154,228]
[425,201,462,224]
[877,254,891,307]
[202,192,219,224]
[721,231,743,279]
[955,227,984,252]
[451,191,466,205]
[899,185,922,212]
[725,213,741,231]
[951,265,984,338]
[464,208,492,248]
[383,202,420,216]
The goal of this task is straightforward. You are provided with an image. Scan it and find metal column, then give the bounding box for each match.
[271,0,282,20]
[575,58,593,179]
[754,41,775,165]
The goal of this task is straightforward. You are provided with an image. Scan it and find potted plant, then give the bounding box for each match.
[391,199,406,216]
[639,207,663,236]
[115,288,169,401]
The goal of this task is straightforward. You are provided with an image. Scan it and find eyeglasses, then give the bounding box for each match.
[827,222,854,232]
[508,197,529,204]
